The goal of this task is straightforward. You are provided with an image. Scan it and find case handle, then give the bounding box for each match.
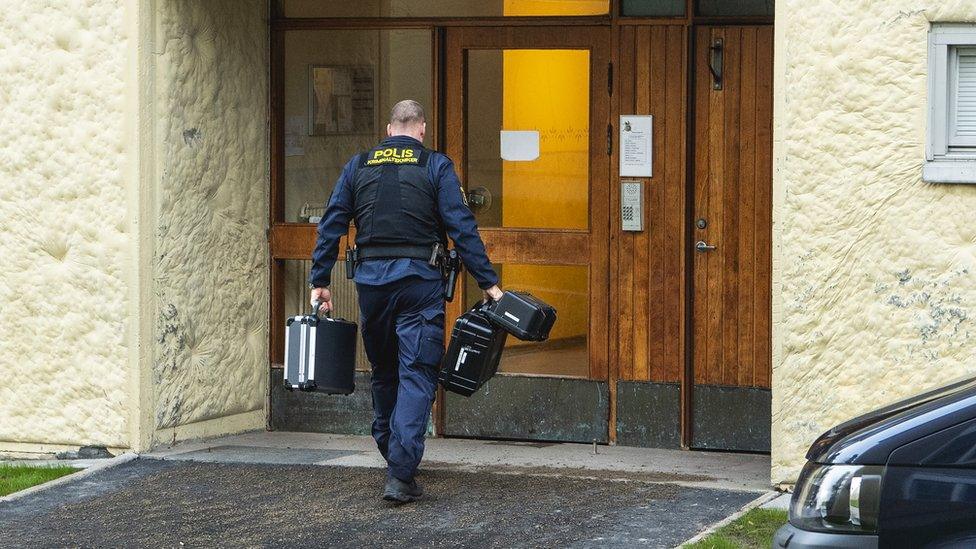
[310,299,331,319]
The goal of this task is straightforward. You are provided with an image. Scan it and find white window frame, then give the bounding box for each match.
[925,25,976,183]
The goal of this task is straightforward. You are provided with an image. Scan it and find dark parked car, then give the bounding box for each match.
[774,376,976,548]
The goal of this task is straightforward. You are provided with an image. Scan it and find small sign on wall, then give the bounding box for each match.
[619,115,653,178]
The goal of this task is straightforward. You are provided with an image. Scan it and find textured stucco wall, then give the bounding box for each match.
[0,0,134,453]
[149,0,269,444]
[773,1,976,483]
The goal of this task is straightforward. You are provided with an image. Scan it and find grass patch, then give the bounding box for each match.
[686,507,788,549]
[0,464,80,497]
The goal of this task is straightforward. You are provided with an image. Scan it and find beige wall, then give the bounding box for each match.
[146,0,269,447]
[0,0,270,456]
[0,0,136,455]
[773,0,976,483]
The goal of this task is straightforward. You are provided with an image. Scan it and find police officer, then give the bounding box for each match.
[308,100,502,503]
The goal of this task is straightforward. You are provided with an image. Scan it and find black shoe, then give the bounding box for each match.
[382,475,423,503]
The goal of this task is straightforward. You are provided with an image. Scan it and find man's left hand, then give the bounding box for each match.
[483,285,504,302]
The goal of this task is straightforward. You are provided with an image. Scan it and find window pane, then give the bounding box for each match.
[950,47,976,146]
[280,0,609,18]
[464,264,589,378]
[620,0,685,17]
[466,49,590,230]
[281,260,370,371]
[697,0,774,16]
[282,29,433,223]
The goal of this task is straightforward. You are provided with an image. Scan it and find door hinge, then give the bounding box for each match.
[607,123,613,156]
[607,62,613,96]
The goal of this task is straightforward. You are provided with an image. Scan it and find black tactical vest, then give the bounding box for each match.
[350,143,445,248]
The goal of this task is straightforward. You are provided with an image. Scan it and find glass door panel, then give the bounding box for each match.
[278,0,610,18]
[446,26,610,382]
[464,264,589,377]
[696,0,774,16]
[466,49,590,230]
[281,29,433,223]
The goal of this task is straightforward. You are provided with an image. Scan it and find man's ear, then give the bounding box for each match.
[420,122,427,141]
[386,123,393,137]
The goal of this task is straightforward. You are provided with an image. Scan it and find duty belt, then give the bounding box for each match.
[345,243,462,302]
[354,245,440,263]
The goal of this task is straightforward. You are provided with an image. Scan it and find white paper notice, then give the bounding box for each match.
[619,115,653,177]
[499,130,540,161]
[285,116,306,157]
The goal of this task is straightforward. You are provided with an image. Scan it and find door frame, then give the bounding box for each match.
[438,25,612,442]
[266,4,775,449]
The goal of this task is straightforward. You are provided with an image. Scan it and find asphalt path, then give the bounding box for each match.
[0,459,757,548]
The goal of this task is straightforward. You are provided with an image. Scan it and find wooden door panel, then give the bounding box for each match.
[615,25,637,383]
[614,25,687,385]
[692,26,773,390]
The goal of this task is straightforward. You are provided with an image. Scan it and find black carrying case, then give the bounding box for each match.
[484,290,557,342]
[283,307,358,395]
[439,303,508,397]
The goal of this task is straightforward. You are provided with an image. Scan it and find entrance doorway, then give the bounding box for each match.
[266,4,775,453]
[439,26,612,443]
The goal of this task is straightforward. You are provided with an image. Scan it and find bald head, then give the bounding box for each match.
[387,99,426,142]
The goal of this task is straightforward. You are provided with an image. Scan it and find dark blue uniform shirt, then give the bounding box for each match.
[309,135,498,289]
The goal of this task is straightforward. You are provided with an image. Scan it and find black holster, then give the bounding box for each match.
[345,247,358,279]
[442,249,462,302]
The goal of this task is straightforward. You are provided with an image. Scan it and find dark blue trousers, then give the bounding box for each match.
[356,277,444,482]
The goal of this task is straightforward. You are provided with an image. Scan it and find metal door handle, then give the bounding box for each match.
[709,38,724,90]
[696,240,717,252]
[465,186,492,213]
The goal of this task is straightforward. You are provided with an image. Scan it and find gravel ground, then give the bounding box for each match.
[0,459,757,548]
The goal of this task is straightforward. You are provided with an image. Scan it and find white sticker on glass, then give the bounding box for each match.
[500,130,540,161]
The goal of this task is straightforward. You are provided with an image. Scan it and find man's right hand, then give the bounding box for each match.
[483,285,503,302]
[310,287,333,315]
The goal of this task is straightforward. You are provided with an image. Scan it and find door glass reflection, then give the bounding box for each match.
[282,29,433,223]
[619,0,686,16]
[464,264,589,378]
[279,0,610,18]
[697,0,773,16]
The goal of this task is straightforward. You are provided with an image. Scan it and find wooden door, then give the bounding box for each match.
[691,25,773,451]
[612,25,688,450]
[440,26,611,443]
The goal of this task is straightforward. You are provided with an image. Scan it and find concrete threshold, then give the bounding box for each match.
[146,431,771,493]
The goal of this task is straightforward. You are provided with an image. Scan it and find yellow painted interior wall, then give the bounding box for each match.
[500,1,597,343]
[503,0,608,16]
